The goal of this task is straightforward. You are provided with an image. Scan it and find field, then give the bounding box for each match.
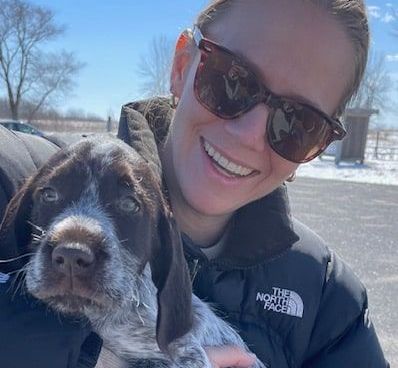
[366,130,398,161]
[33,119,116,133]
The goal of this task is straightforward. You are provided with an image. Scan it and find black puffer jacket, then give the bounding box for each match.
[0,99,389,367]
[121,99,389,368]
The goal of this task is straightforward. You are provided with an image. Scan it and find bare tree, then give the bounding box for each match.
[0,0,83,120]
[349,50,392,112]
[137,35,174,97]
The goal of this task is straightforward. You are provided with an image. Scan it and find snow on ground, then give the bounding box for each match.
[297,156,398,186]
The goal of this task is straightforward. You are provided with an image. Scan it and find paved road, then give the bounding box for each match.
[287,177,398,366]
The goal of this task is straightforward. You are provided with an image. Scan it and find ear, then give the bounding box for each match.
[170,31,195,99]
[0,179,34,273]
[118,107,162,179]
[0,148,72,273]
[150,210,193,352]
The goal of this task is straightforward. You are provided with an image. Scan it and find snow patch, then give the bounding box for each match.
[297,157,398,186]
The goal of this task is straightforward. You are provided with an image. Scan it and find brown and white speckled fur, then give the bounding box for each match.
[1,136,265,368]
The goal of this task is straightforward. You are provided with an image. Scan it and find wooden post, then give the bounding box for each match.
[375,131,380,160]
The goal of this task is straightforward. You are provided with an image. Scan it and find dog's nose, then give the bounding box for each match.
[52,245,95,276]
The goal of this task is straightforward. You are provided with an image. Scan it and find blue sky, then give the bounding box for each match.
[25,1,398,126]
[366,1,398,127]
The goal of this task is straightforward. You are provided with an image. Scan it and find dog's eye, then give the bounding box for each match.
[118,196,140,213]
[40,187,59,203]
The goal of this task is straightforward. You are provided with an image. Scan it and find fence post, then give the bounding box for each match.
[375,131,380,159]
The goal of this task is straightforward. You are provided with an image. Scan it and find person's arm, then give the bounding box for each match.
[301,252,389,368]
[0,275,101,368]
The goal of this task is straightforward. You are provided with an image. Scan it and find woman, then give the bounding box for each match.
[0,0,389,367]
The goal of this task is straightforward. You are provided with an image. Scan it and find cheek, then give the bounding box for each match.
[266,154,299,189]
[170,95,220,165]
[271,155,300,177]
[252,157,298,201]
[31,203,60,231]
[113,212,153,262]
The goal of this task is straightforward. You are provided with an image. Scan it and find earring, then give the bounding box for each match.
[170,94,179,108]
[286,172,296,183]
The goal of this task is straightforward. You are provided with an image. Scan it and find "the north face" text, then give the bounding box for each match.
[256,287,303,318]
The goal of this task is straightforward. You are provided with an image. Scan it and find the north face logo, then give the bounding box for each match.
[256,287,304,318]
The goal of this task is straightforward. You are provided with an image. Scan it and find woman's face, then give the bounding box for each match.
[165,0,354,218]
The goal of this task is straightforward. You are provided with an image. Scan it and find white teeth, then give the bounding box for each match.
[219,157,228,167]
[203,140,254,177]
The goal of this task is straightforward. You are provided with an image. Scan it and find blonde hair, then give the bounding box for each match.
[195,0,369,115]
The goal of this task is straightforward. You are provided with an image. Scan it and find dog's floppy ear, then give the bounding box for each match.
[118,105,162,179]
[0,149,69,273]
[0,178,34,273]
[150,210,193,352]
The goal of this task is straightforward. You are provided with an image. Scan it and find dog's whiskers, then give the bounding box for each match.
[129,284,140,308]
[31,235,43,243]
[7,266,28,276]
[0,252,35,264]
[137,308,145,326]
[27,221,46,235]
[9,263,30,299]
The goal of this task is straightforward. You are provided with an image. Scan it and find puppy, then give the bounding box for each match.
[0,133,265,368]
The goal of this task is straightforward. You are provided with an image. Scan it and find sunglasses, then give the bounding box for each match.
[191,26,347,163]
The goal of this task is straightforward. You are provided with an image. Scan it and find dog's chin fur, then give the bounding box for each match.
[26,271,122,316]
[39,294,113,315]
[26,271,127,317]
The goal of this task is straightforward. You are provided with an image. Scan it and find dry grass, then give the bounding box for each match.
[32,119,117,133]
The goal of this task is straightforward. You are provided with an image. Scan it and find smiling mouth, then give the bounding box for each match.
[203,138,256,178]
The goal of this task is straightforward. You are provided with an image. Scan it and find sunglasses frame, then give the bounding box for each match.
[191,26,347,163]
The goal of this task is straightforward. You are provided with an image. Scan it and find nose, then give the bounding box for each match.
[224,103,271,152]
[52,244,95,276]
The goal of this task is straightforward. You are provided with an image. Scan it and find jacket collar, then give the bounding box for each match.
[117,97,299,268]
[221,185,299,267]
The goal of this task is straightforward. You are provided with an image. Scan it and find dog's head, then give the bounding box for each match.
[0,135,192,351]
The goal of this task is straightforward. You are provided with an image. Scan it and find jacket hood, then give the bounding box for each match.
[117,97,299,267]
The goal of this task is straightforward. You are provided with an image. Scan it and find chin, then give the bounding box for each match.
[181,189,240,218]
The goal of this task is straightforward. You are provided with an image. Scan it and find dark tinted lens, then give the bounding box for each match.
[268,105,332,163]
[194,42,261,118]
